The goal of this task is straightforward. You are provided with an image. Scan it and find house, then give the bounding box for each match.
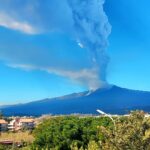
[8,118,20,131]
[8,118,35,131]
[18,118,35,130]
[0,119,8,131]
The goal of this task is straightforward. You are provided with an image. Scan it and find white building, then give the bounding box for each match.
[8,118,35,131]
[8,118,20,131]
[18,118,35,130]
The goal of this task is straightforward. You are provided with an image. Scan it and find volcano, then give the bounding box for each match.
[2,85,150,116]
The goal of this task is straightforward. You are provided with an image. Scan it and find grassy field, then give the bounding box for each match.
[0,131,34,143]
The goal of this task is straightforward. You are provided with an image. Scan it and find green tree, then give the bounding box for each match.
[32,111,150,150]
[32,116,112,150]
[98,111,150,150]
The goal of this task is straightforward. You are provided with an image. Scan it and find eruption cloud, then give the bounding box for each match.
[68,0,111,89]
[0,0,111,90]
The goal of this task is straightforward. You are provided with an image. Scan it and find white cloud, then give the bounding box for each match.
[9,63,106,90]
[0,12,38,34]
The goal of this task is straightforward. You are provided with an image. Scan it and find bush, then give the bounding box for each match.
[32,116,112,150]
[30,111,150,150]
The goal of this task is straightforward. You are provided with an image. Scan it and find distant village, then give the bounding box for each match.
[0,117,35,132]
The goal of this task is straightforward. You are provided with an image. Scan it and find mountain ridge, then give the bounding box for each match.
[2,85,150,116]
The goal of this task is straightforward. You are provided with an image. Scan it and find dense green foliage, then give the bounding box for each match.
[98,111,150,150]
[32,116,113,150]
[32,111,150,150]
[1,111,150,150]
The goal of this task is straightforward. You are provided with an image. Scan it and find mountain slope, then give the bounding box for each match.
[2,85,150,116]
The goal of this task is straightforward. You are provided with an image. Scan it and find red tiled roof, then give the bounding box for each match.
[0,119,8,124]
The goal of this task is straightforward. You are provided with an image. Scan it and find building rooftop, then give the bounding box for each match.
[19,118,34,123]
[0,119,8,124]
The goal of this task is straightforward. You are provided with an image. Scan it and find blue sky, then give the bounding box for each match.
[0,0,150,104]
[104,0,150,91]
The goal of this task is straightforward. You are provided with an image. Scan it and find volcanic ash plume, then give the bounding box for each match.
[68,0,111,89]
[0,0,111,90]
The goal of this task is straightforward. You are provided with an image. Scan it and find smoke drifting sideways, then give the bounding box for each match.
[0,0,111,90]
